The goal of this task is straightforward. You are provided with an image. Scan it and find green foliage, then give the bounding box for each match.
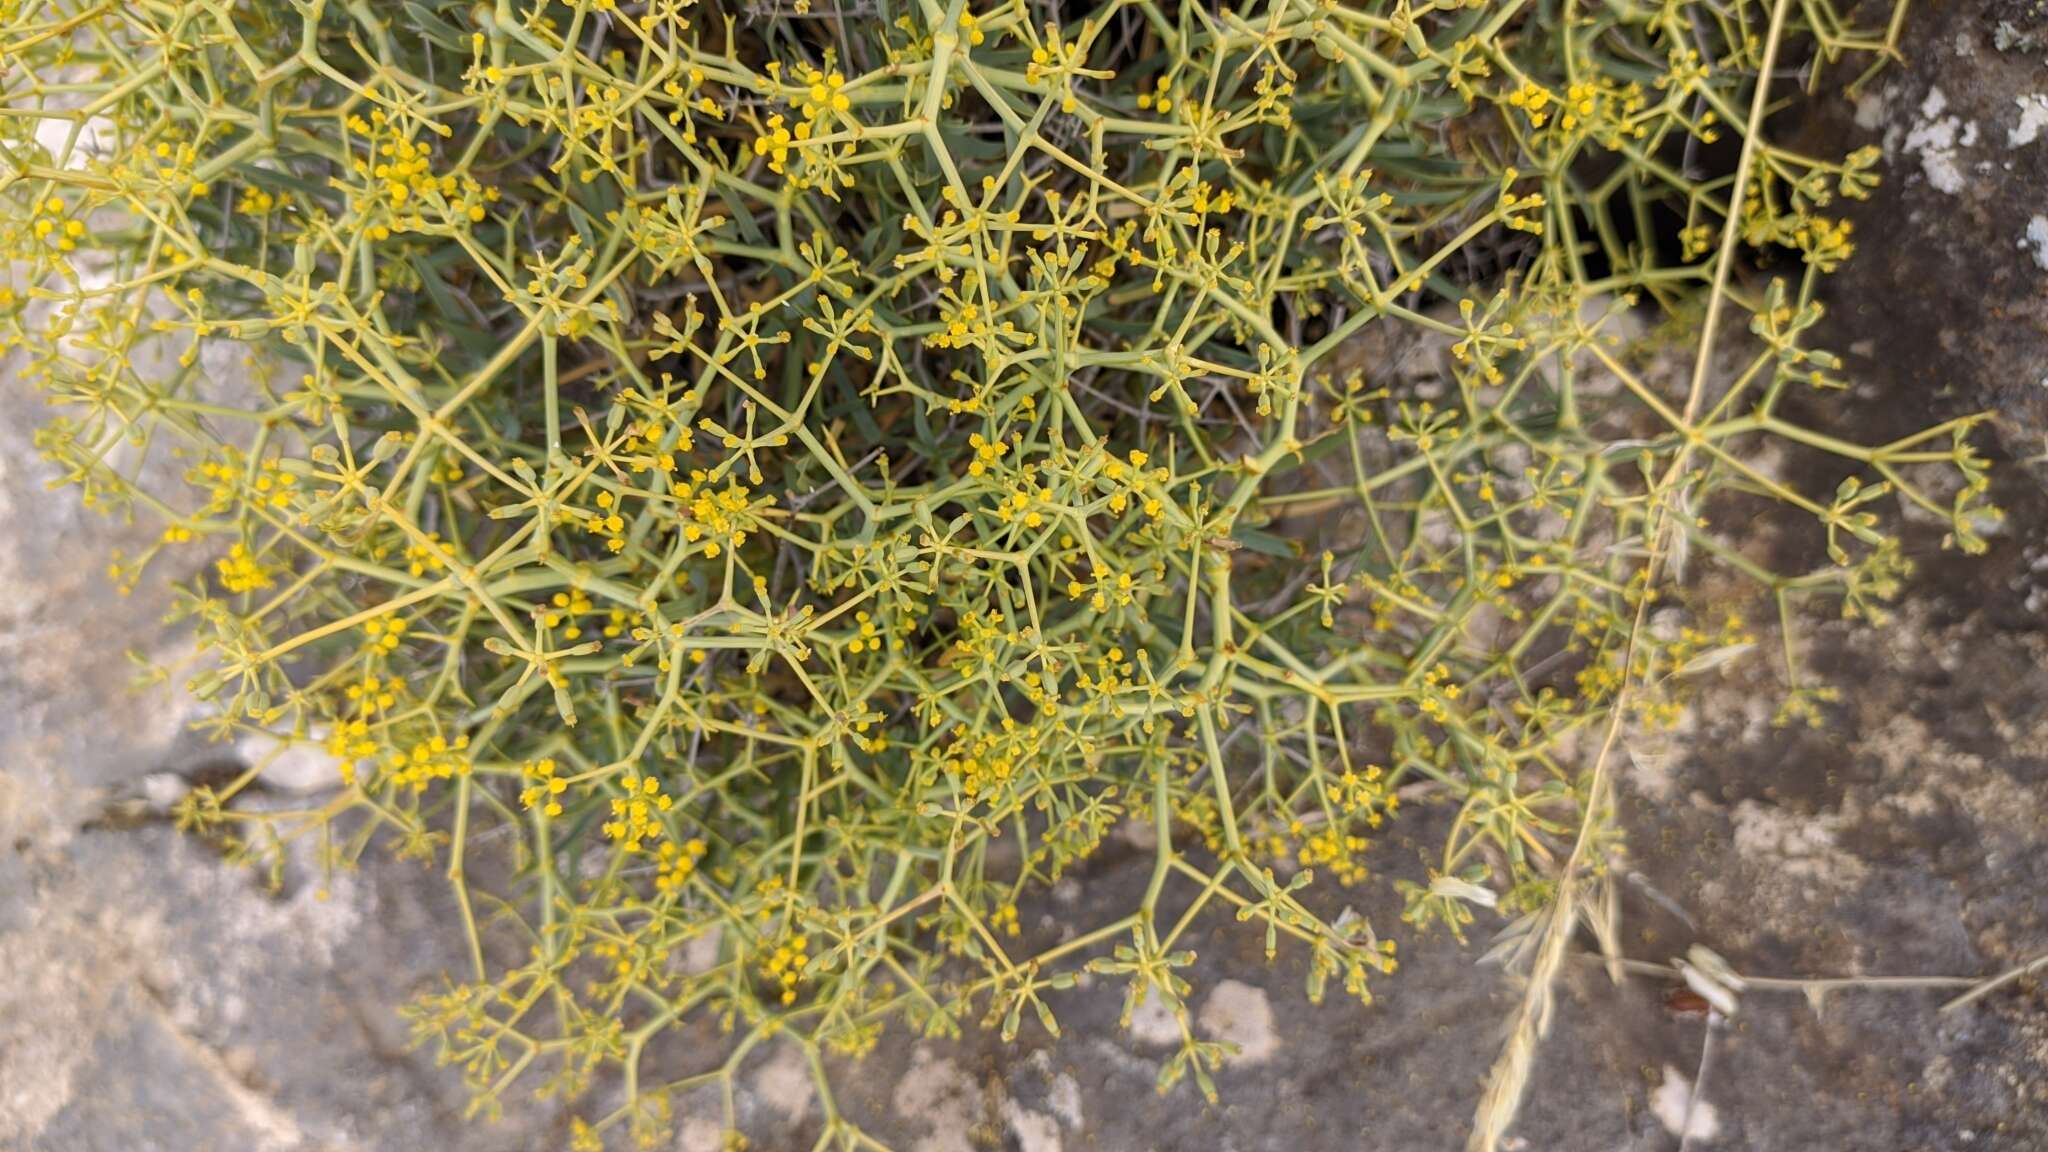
[1,0,1995,1146]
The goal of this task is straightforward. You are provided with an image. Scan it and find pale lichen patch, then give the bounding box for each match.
[1651,1065,1721,1143]
[1196,980,1280,1066]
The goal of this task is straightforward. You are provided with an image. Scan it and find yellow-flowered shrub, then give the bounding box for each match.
[2,0,1994,1147]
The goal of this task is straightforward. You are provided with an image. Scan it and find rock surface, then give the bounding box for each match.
[5,10,2047,1152]
[1793,12,2048,446]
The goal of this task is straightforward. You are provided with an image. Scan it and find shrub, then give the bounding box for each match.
[2,0,1995,1146]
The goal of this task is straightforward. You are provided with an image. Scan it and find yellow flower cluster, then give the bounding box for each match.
[603,774,674,852]
[215,542,275,594]
[386,733,472,793]
[519,758,568,817]
[677,473,758,560]
[760,934,811,1005]
[363,614,408,653]
[656,838,708,896]
[340,109,497,239]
